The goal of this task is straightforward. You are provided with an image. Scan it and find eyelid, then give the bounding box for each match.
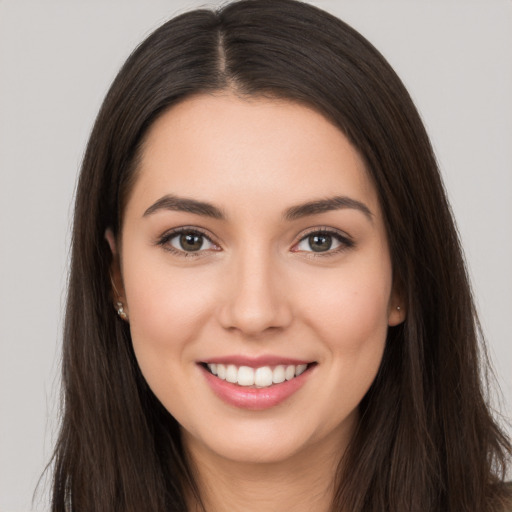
[155,225,354,257]
[291,226,354,255]
[156,226,221,257]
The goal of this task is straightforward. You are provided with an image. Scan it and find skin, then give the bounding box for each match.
[108,92,404,512]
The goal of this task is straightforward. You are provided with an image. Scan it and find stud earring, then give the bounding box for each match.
[396,306,401,311]
[116,301,128,321]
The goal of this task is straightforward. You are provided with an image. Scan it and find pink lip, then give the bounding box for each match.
[199,363,315,411]
[201,355,312,368]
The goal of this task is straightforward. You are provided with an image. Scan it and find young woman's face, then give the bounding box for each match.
[115,93,403,466]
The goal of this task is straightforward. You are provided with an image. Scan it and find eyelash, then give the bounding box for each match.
[156,226,355,258]
[292,227,355,258]
[156,226,219,257]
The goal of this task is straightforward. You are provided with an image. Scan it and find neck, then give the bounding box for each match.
[183,427,350,512]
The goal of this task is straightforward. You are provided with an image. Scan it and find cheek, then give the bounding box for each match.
[298,261,391,420]
[303,256,392,340]
[295,253,392,399]
[122,255,219,380]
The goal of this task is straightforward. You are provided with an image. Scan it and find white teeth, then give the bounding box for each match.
[285,365,296,381]
[216,364,226,380]
[206,363,310,388]
[295,364,307,376]
[226,364,238,383]
[272,365,286,384]
[237,366,255,386]
[254,367,273,387]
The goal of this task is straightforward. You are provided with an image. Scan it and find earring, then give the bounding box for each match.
[116,301,128,321]
[110,274,128,321]
[396,306,401,311]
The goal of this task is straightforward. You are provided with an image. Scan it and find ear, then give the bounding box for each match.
[387,285,406,327]
[105,228,129,320]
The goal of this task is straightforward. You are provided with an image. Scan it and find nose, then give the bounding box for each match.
[217,248,293,337]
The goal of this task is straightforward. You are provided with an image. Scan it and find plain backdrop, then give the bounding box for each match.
[0,1,511,510]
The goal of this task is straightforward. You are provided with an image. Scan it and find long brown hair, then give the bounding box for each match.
[50,1,511,510]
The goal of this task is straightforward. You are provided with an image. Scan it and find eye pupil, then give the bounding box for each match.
[309,234,332,252]
[180,233,203,251]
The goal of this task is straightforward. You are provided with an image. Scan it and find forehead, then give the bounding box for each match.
[128,93,379,218]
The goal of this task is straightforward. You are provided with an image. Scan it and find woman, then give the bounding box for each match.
[49,0,512,510]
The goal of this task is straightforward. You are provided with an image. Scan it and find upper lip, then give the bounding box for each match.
[200,355,314,368]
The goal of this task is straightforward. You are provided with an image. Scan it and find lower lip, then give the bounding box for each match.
[200,364,313,411]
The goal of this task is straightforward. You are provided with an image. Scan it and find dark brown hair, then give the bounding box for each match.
[50,1,511,510]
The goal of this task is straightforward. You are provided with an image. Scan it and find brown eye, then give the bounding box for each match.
[308,234,332,252]
[294,230,353,255]
[178,233,204,251]
[164,230,217,253]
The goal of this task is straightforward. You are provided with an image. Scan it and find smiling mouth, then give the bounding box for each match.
[201,362,315,388]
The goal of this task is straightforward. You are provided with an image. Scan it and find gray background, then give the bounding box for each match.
[1,1,511,510]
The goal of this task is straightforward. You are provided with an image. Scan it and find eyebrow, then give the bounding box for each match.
[143,194,373,222]
[284,196,373,222]
[143,194,225,219]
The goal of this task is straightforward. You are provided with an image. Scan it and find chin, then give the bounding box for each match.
[184,428,312,465]
[180,407,356,468]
